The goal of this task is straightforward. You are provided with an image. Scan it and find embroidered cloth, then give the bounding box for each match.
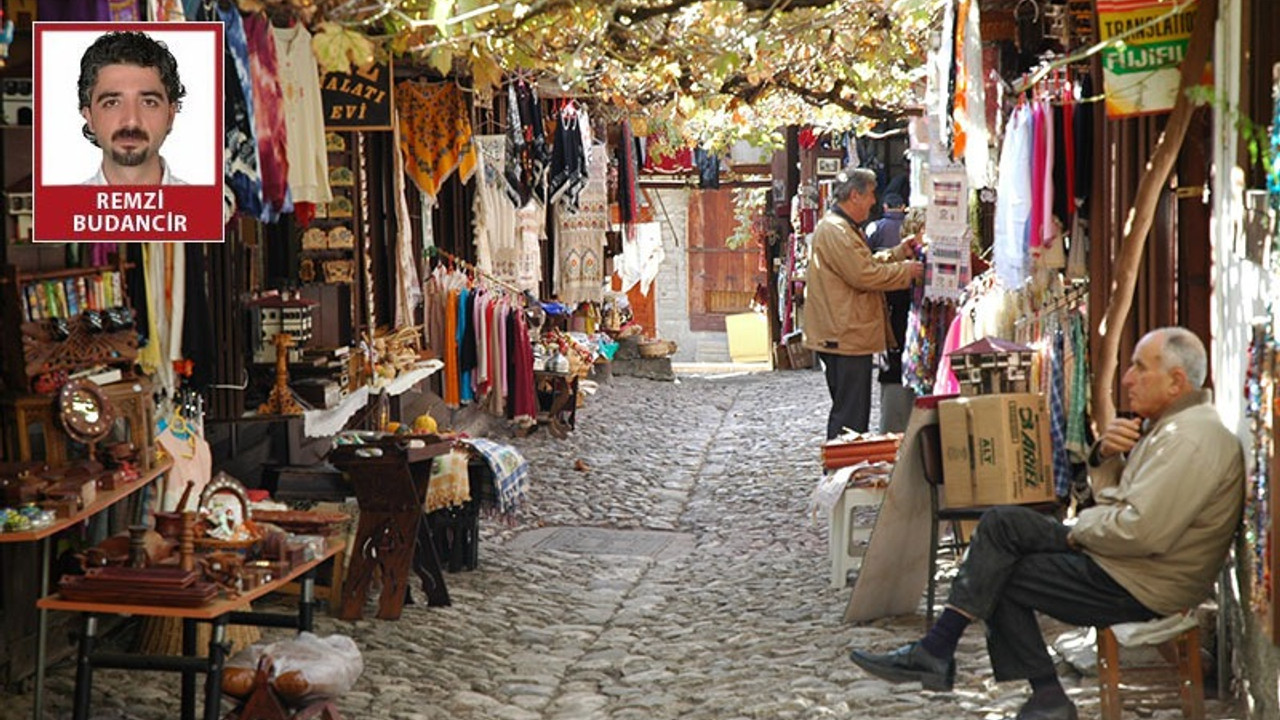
[425,448,472,512]
[554,149,608,304]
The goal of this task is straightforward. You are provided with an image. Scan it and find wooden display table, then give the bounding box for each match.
[327,436,454,620]
[1,456,172,720]
[533,369,578,438]
[38,538,345,720]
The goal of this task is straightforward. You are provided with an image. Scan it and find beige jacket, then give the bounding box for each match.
[801,211,916,356]
[1071,391,1244,616]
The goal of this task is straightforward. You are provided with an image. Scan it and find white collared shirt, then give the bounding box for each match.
[84,157,186,185]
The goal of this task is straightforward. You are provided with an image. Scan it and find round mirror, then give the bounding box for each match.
[58,380,115,444]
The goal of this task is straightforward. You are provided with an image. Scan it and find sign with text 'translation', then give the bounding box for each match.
[1096,0,1203,119]
[321,60,393,130]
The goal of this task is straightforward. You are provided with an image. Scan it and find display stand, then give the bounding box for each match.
[327,436,453,620]
[2,456,173,720]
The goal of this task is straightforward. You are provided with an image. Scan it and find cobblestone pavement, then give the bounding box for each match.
[13,370,1243,719]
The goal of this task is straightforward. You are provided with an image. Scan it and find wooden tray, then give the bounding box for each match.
[59,574,219,607]
[251,510,350,536]
[84,566,199,587]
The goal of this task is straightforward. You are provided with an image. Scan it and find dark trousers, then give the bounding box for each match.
[947,506,1158,682]
[818,352,873,439]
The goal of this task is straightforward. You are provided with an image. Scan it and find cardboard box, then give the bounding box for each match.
[937,393,1055,508]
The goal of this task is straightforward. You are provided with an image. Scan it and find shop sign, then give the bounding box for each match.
[322,60,393,130]
[1096,0,1201,119]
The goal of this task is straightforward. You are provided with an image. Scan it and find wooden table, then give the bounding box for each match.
[37,538,345,720]
[0,457,172,720]
[533,370,578,438]
[327,437,453,620]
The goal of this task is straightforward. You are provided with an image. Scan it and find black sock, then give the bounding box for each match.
[918,608,970,660]
[1027,674,1067,706]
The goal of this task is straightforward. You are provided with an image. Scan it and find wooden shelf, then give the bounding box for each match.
[0,457,172,544]
[1,263,135,284]
[36,536,344,619]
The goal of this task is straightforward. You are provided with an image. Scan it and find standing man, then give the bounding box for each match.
[848,327,1244,720]
[78,31,186,185]
[802,168,922,439]
[866,195,917,433]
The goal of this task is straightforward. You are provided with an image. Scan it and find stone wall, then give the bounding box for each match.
[647,187,731,363]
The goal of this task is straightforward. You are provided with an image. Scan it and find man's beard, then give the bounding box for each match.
[109,129,153,167]
[110,145,151,167]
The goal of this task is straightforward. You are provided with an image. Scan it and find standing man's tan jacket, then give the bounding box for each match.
[801,211,917,357]
[802,168,921,439]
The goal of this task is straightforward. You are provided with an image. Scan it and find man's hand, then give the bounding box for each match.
[1098,416,1143,459]
[902,260,924,282]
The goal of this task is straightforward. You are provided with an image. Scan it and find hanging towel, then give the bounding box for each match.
[460,437,529,518]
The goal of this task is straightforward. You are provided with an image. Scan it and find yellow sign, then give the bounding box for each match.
[1096,0,1200,118]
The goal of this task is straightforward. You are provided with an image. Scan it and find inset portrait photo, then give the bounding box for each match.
[33,22,225,242]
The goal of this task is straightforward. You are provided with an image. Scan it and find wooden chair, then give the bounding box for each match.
[917,422,1060,627]
[1097,615,1204,720]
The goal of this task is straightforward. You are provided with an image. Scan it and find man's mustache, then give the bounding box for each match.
[111,128,149,142]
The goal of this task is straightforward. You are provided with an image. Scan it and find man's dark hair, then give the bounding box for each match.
[77,31,186,111]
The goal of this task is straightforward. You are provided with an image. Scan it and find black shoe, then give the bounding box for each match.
[1014,697,1078,720]
[848,641,955,691]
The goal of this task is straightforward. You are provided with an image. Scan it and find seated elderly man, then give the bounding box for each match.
[848,327,1244,720]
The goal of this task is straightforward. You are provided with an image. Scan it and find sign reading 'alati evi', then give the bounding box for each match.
[321,60,393,131]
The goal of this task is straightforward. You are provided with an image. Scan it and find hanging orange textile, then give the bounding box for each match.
[952,0,972,158]
[444,289,461,407]
[395,81,478,203]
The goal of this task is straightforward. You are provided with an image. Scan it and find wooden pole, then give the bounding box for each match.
[1092,0,1219,429]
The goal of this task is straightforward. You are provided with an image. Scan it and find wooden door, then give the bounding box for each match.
[687,189,766,332]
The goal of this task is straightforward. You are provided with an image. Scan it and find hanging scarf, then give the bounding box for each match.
[396,81,478,202]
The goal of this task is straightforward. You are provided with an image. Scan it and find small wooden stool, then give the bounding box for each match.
[1097,617,1204,720]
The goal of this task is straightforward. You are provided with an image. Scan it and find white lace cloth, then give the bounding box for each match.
[303,387,370,438]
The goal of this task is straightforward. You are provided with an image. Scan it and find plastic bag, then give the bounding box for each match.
[223,632,363,706]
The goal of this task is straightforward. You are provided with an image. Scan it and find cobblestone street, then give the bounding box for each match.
[13,370,1244,719]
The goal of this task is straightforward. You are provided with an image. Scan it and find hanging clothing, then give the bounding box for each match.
[554,147,609,304]
[38,0,139,20]
[994,104,1032,287]
[547,104,588,209]
[272,23,332,205]
[1048,327,1071,498]
[615,222,664,296]
[148,0,184,20]
[396,81,478,203]
[391,110,422,328]
[209,2,264,221]
[444,289,461,408]
[504,80,551,208]
[473,135,519,283]
[459,287,476,404]
[242,12,292,221]
[617,121,640,225]
[953,0,990,188]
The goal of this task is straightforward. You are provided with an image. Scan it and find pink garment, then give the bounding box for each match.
[932,314,964,396]
[1028,102,1046,249]
[1040,102,1055,248]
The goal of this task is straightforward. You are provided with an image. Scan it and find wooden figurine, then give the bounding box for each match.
[259,333,304,416]
[179,510,196,573]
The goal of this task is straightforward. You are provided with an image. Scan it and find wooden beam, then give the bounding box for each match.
[1092,0,1218,430]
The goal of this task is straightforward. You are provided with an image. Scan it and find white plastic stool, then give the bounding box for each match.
[828,484,886,588]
